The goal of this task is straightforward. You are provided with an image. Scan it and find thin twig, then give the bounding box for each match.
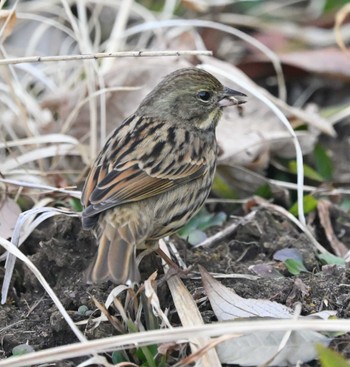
[0,50,213,65]
[194,211,257,248]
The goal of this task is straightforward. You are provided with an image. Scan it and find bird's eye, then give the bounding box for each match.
[197,90,212,102]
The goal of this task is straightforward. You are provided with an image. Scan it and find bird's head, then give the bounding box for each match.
[137,67,246,130]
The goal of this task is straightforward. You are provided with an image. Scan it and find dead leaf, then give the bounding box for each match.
[200,266,331,366]
[144,272,172,328]
[161,240,221,367]
[216,330,330,366]
[0,9,16,42]
[317,199,348,257]
[248,263,283,278]
[0,197,21,239]
[279,48,350,80]
[200,266,294,319]
[157,342,182,356]
[92,296,124,333]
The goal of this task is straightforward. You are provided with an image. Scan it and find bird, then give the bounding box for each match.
[81,67,246,284]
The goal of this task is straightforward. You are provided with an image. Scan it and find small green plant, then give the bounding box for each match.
[69,197,83,212]
[255,183,273,199]
[289,194,318,216]
[94,284,168,367]
[178,209,227,245]
[284,258,308,275]
[77,305,93,316]
[317,344,350,367]
[289,161,324,182]
[313,143,333,181]
[318,252,345,266]
[12,343,34,356]
[273,248,308,275]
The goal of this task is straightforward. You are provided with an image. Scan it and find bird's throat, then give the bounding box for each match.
[197,108,222,130]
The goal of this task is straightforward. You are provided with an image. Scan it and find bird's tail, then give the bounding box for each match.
[85,220,144,284]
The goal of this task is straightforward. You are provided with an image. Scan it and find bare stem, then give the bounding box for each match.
[0,50,213,65]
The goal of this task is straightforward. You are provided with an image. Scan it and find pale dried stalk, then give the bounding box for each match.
[0,50,213,65]
[2,319,350,367]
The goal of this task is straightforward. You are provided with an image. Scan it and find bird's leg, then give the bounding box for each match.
[137,242,192,283]
[155,247,193,281]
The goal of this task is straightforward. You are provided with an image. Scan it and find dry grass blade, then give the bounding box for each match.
[0,8,16,42]
[201,63,307,226]
[159,240,222,367]
[334,4,350,54]
[0,178,81,198]
[317,200,348,257]
[101,0,133,71]
[144,273,172,329]
[1,207,79,303]
[2,144,80,172]
[0,133,79,148]
[92,296,125,333]
[174,335,238,367]
[76,285,130,327]
[1,319,350,367]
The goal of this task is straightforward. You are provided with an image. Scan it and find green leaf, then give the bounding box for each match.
[316,344,350,367]
[255,183,272,199]
[340,199,350,213]
[318,252,346,265]
[178,210,226,240]
[195,213,215,229]
[77,305,89,315]
[289,161,324,182]
[187,229,207,245]
[12,344,34,356]
[198,211,227,230]
[324,0,350,13]
[112,351,127,364]
[69,197,83,212]
[284,259,308,275]
[289,195,318,216]
[314,144,333,180]
[212,175,238,199]
[136,345,158,367]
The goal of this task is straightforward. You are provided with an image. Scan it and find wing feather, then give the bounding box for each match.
[81,115,208,225]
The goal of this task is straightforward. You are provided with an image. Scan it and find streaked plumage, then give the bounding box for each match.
[81,67,246,284]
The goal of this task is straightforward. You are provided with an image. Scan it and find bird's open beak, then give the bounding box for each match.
[218,87,247,107]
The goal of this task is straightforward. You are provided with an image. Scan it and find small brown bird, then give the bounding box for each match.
[81,67,246,284]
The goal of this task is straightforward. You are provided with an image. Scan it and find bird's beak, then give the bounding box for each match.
[218,87,247,107]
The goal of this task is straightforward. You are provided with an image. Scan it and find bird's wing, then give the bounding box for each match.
[81,115,209,222]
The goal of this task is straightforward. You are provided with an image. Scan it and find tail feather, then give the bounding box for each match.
[85,222,142,284]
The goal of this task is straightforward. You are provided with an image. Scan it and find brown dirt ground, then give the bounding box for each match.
[1,201,350,366]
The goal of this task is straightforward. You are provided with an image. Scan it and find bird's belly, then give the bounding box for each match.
[101,166,216,244]
[148,176,213,240]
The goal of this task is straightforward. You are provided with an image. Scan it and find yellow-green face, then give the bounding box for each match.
[137,68,246,130]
